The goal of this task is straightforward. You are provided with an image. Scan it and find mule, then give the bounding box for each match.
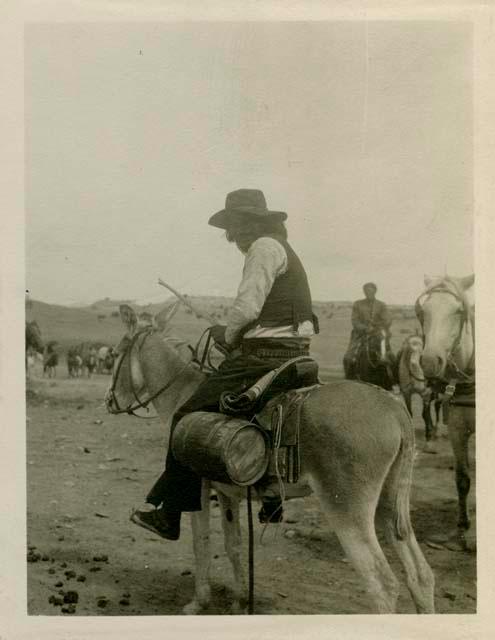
[105,304,434,614]
[397,334,446,453]
[417,274,475,551]
[344,331,396,390]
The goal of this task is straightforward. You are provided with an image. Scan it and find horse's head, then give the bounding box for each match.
[403,334,426,392]
[418,274,474,379]
[364,329,387,362]
[105,301,181,414]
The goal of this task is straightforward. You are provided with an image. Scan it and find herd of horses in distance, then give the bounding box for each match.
[25,274,475,614]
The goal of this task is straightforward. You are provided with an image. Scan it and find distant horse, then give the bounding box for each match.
[83,352,98,378]
[103,349,115,373]
[417,274,475,550]
[25,321,43,375]
[97,346,110,373]
[97,346,115,374]
[43,342,59,378]
[67,349,83,378]
[73,342,98,378]
[345,330,396,390]
[397,334,446,452]
[105,303,434,614]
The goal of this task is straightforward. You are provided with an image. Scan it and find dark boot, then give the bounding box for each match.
[130,507,181,541]
[258,497,284,524]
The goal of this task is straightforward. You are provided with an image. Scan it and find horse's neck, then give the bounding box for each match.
[139,335,206,435]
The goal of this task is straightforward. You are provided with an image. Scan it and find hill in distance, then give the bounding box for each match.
[26,296,419,372]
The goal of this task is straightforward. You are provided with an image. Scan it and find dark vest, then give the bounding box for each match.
[243,236,316,335]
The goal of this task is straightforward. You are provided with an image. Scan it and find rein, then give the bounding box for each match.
[107,328,191,418]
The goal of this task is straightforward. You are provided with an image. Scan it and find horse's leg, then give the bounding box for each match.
[217,489,247,613]
[447,408,475,550]
[422,397,438,453]
[440,400,449,434]
[183,480,212,614]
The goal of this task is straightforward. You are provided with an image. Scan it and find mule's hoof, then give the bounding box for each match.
[423,441,438,454]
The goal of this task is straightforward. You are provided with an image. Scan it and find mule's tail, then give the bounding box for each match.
[384,400,416,540]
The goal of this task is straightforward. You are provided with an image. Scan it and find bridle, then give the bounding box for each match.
[415,280,475,385]
[106,328,191,417]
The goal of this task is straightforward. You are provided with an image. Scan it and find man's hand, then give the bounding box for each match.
[210,324,229,348]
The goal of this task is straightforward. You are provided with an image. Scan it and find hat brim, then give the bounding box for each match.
[208,209,287,230]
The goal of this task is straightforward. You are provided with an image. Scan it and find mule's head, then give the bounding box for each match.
[419,274,474,379]
[104,301,181,414]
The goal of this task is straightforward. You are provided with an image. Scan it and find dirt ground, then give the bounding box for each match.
[26,373,476,616]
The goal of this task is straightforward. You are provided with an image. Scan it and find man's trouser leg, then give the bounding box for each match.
[145,356,279,513]
[145,377,225,512]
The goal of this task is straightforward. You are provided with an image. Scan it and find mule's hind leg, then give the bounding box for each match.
[217,490,247,613]
[377,456,435,612]
[183,481,212,615]
[333,511,400,613]
[313,480,400,613]
[378,511,435,613]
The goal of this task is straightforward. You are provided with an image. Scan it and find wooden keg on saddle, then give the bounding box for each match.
[171,412,269,486]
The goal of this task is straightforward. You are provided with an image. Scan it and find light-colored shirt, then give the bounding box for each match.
[225,237,314,345]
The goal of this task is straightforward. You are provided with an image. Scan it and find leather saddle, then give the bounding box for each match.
[219,357,320,490]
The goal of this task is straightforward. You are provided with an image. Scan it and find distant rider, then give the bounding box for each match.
[343,282,392,377]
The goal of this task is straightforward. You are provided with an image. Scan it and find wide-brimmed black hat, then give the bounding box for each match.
[208,189,287,229]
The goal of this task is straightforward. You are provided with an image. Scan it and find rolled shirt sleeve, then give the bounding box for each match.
[224,238,288,345]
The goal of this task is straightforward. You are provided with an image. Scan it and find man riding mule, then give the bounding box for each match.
[343,282,396,388]
[129,189,319,541]
[106,293,435,613]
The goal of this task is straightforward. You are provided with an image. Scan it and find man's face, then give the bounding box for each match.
[226,218,256,254]
[363,286,377,300]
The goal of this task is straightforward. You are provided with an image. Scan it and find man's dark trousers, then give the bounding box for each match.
[146,353,288,512]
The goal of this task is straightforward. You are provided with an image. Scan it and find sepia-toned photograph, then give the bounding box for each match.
[21,15,477,620]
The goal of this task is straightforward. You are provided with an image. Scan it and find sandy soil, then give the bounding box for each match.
[26,374,476,616]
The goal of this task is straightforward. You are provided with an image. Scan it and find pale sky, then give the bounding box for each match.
[25,21,473,306]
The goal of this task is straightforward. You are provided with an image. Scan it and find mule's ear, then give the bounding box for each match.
[119,304,137,333]
[424,274,433,287]
[154,300,181,332]
[459,274,474,290]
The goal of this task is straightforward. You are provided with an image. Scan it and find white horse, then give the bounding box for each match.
[397,334,447,453]
[416,274,475,550]
[105,303,435,614]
